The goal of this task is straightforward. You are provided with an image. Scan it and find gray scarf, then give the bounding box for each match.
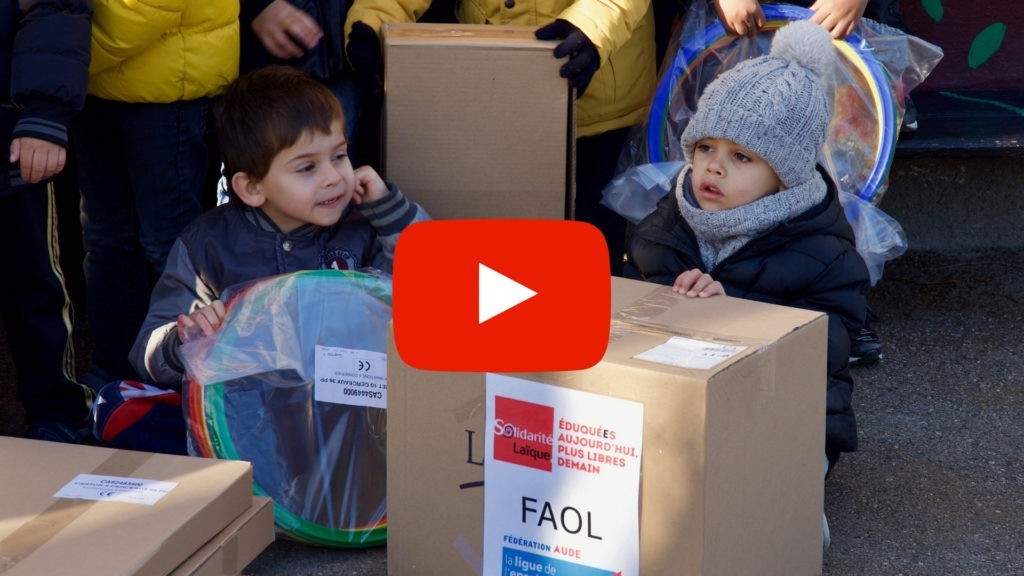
[676,167,826,270]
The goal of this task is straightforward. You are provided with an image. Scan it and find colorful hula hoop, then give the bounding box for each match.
[647,4,897,203]
[185,269,392,547]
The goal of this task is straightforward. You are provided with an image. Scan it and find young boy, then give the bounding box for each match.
[626,20,870,476]
[134,64,427,386]
[92,66,427,452]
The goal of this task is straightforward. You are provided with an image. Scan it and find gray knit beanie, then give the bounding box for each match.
[681,20,836,189]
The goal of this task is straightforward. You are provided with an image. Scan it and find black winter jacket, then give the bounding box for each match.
[626,168,870,455]
[240,0,350,80]
[1,0,91,194]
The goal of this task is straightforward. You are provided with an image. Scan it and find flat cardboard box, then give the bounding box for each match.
[169,496,274,576]
[387,277,827,575]
[382,23,574,221]
[0,438,253,576]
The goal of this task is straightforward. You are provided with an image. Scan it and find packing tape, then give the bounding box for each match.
[0,448,153,571]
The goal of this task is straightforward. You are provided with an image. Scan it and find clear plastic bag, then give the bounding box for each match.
[180,269,392,548]
[600,161,684,224]
[838,191,908,285]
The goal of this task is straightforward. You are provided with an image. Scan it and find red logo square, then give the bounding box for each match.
[493,396,554,472]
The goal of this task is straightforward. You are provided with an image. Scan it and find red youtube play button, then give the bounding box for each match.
[393,220,610,372]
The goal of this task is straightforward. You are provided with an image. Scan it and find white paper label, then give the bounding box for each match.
[483,374,644,576]
[634,336,747,370]
[53,474,177,505]
[314,345,387,409]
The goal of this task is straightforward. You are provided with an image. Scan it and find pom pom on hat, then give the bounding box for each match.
[681,20,837,189]
[770,19,836,82]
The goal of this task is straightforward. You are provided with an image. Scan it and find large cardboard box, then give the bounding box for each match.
[0,438,253,576]
[387,277,828,575]
[169,496,274,576]
[382,23,574,221]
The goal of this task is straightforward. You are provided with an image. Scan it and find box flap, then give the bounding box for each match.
[383,23,552,49]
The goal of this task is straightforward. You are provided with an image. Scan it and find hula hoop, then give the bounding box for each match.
[185,269,391,547]
[647,4,896,203]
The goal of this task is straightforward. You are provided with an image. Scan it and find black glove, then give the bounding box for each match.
[346,21,384,98]
[535,19,600,98]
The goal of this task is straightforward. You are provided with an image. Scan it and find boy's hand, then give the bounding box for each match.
[673,269,725,298]
[252,0,323,59]
[714,0,766,37]
[10,137,66,183]
[808,0,868,39]
[177,300,227,343]
[352,165,388,204]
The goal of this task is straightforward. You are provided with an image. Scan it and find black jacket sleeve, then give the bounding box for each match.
[11,0,92,148]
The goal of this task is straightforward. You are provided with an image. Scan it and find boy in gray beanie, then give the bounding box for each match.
[627,20,870,477]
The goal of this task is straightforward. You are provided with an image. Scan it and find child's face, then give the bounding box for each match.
[253,120,354,233]
[690,137,782,211]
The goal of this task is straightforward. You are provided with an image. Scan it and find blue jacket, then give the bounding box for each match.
[2,0,91,194]
[627,167,870,455]
[129,182,428,387]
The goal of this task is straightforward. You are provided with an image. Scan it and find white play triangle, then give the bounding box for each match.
[478,263,538,324]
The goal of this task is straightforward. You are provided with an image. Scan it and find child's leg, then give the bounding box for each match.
[76,97,150,385]
[1,183,94,437]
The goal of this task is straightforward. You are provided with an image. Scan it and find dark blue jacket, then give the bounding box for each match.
[130,181,429,386]
[240,0,350,80]
[1,0,91,194]
[627,168,870,455]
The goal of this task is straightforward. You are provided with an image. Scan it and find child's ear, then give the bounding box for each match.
[232,172,265,207]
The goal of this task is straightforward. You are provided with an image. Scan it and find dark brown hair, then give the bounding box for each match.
[215,66,344,185]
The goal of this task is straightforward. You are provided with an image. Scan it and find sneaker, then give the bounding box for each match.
[900,95,918,134]
[25,421,92,445]
[850,309,883,366]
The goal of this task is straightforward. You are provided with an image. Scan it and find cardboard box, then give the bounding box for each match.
[0,438,253,576]
[169,496,274,576]
[382,23,574,221]
[386,277,827,575]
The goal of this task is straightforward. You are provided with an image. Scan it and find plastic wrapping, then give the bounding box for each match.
[180,269,393,548]
[600,161,684,224]
[838,191,908,285]
[625,1,943,205]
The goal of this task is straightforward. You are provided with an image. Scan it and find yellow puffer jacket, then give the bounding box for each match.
[88,0,239,103]
[346,0,655,137]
